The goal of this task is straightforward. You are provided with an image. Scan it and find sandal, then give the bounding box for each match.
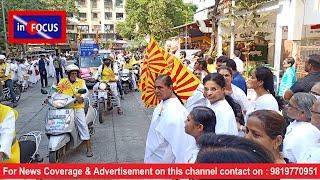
[86,151,93,157]
[117,108,123,115]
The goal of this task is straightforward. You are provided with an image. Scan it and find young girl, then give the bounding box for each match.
[203,73,238,135]
[248,67,279,111]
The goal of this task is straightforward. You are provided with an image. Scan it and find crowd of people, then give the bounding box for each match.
[1,47,320,164]
[145,51,320,163]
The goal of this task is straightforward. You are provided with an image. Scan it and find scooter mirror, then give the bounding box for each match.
[78,89,87,94]
[41,89,48,94]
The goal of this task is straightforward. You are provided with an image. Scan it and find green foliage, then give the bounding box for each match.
[117,0,196,43]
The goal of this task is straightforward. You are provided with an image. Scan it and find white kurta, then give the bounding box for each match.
[48,56,56,77]
[0,111,15,159]
[283,121,320,163]
[298,144,320,163]
[230,84,254,123]
[206,99,238,135]
[253,94,279,112]
[185,84,206,112]
[144,98,195,163]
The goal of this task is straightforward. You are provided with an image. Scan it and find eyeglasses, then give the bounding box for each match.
[311,110,320,115]
[310,91,320,97]
[285,103,301,111]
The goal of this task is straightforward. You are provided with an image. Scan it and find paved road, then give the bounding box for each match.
[14,77,153,163]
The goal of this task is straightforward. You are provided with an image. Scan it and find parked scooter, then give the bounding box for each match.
[120,69,132,94]
[19,131,43,163]
[42,88,97,163]
[0,80,22,103]
[94,81,116,123]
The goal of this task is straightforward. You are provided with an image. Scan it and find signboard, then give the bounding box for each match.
[249,45,268,62]
[80,41,99,56]
[8,10,66,44]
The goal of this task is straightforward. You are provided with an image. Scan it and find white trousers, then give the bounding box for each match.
[75,109,90,140]
[93,82,121,107]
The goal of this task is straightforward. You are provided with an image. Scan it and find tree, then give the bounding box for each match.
[116,0,196,42]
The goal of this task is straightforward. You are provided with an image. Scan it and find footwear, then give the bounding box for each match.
[86,151,93,157]
[117,108,123,115]
[12,102,17,108]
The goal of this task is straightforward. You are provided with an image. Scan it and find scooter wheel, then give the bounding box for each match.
[49,148,64,163]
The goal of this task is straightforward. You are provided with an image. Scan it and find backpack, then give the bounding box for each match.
[53,58,61,69]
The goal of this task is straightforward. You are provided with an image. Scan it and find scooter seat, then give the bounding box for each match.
[19,140,36,163]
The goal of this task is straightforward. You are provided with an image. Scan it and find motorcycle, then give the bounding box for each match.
[94,81,116,123]
[132,64,140,82]
[19,131,43,163]
[120,68,132,94]
[0,80,22,103]
[42,89,97,163]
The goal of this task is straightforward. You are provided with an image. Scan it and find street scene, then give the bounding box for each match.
[1,0,320,170]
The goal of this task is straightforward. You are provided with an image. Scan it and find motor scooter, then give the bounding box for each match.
[19,131,43,163]
[42,88,97,163]
[120,69,132,94]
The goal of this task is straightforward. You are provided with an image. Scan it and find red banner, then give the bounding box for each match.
[0,164,319,179]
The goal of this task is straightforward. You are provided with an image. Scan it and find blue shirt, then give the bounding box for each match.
[232,72,247,95]
[38,59,46,73]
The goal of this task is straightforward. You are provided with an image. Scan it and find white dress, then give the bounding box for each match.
[206,99,238,135]
[48,56,55,77]
[298,144,320,163]
[144,98,195,163]
[233,57,244,73]
[185,84,206,112]
[253,93,279,112]
[283,121,320,163]
[28,60,38,84]
[230,84,254,123]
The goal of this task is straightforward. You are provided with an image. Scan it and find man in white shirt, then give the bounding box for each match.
[233,50,244,74]
[297,99,320,163]
[144,74,195,163]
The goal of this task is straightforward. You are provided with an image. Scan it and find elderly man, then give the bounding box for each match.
[297,98,320,163]
[0,55,17,107]
[144,74,195,163]
[284,54,320,100]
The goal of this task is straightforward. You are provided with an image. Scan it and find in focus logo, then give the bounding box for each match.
[8,10,66,43]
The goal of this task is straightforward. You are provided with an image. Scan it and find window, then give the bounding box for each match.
[79,13,86,18]
[92,13,98,19]
[115,0,123,7]
[79,0,86,6]
[104,0,113,8]
[116,13,123,20]
[93,25,101,32]
[105,12,112,20]
[67,12,73,17]
[104,24,114,33]
[91,0,97,8]
[78,25,89,33]
[67,25,74,30]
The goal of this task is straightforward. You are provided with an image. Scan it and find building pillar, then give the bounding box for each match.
[217,23,223,56]
[87,0,92,33]
[229,0,235,59]
[273,13,283,91]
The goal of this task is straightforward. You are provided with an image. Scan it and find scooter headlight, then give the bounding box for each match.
[52,99,68,108]
[99,82,107,90]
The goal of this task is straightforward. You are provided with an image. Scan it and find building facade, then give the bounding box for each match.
[67,0,126,50]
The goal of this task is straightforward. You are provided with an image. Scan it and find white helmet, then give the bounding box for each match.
[66,64,80,73]
[0,55,6,60]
